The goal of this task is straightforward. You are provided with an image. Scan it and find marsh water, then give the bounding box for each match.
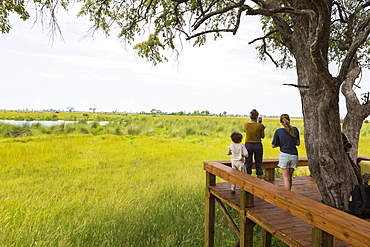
[0,120,109,127]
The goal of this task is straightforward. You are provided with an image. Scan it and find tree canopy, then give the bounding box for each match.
[3,0,370,210]
[3,1,370,68]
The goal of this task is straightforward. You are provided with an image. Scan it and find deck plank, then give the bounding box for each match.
[209,176,353,247]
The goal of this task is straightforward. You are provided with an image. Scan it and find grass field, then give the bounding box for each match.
[0,112,369,246]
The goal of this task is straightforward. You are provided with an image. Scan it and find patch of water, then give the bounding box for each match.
[0,120,109,127]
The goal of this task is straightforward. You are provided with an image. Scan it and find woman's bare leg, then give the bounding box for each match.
[282,168,294,191]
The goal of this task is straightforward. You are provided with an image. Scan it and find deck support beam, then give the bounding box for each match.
[216,197,240,237]
[204,171,216,247]
[264,168,275,181]
[262,229,272,247]
[239,189,254,247]
[312,226,333,247]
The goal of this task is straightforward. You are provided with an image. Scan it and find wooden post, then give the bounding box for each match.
[246,190,254,208]
[204,171,216,247]
[312,226,333,247]
[261,229,272,247]
[264,168,275,181]
[239,188,254,247]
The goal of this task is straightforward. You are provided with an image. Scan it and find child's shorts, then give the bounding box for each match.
[278,152,298,169]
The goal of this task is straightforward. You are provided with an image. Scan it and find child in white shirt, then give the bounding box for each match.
[227,132,248,193]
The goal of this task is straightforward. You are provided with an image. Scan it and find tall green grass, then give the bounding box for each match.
[0,135,232,246]
[0,116,369,246]
[0,116,301,138]
[0,116,308,164]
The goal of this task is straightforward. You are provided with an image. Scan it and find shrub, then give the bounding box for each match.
[25,116,35,121]
[0,124,32,138]
[125,123,142,135]
[91,122,99,129]
[65,125,76,134]
[79,127,90,134]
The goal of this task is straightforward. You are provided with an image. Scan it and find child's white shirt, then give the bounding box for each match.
[228,143,248,161]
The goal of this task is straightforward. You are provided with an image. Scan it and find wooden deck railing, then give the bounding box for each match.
[216,157,309,181]
[204,157,370,247]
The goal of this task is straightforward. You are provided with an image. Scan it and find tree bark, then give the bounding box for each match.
[341,61,370,186]
[342,62,370,163]
[297,60,358,210]
[278,0,359,210]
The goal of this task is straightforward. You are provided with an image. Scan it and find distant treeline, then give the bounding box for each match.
[0,110,285,119]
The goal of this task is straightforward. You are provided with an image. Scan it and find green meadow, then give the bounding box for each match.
[0,112,369,246]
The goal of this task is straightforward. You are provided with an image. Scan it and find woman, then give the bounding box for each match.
[243,109,265,179]
[271,114,300,191]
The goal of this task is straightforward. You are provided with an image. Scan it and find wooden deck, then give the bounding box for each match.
[209,177,353,246]
[204,158,370,247]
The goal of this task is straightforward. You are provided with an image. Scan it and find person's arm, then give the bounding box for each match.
[260,124,266,139]
[295,127,300,146]
[242,145,248,157]
[227,149,232,155]
[271,130,278,148]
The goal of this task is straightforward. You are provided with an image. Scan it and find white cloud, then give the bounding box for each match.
[1,9,368,117]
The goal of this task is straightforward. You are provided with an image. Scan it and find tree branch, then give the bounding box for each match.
[338,15,370,82]
[248,29,279,45]
[341,58,370,117]
[184,28,234,40]
[233,4,244,35]
[245,3,315,18]
[191,0,218,30]
[361,92,370,105]
[192,0,246,30]
[246,2,316,57]
[283,83,310,88]
[247,28,289,67]
[142,0,155,20]
[261,38,279,67]
[333,1,348,23]
[341,60,362,108]
[309,0,332,76]
[361,1,370,9]
[176,28,190,39]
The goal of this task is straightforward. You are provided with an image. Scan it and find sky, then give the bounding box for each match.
[1,7,369,117]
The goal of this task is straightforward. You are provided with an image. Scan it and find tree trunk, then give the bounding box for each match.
[341,62,370,185]
[296,61,358,210]
[271,0,361,211]
[341,62,370,163]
